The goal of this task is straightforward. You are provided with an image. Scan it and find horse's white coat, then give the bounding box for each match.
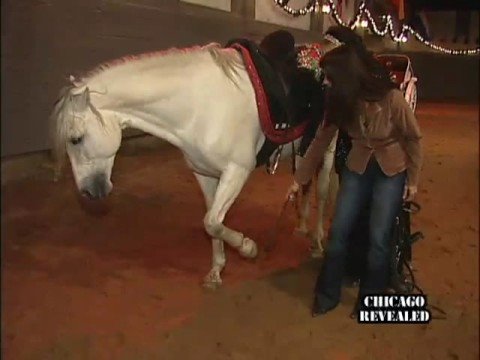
[52,44,266,286]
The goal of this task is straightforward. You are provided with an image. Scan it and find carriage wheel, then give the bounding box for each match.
[406,82,417,113]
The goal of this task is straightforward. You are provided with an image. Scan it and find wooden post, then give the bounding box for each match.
[231,0,255,19]
[310,6,324,34]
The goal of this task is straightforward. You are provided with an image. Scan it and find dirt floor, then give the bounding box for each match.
[2,103,479,360]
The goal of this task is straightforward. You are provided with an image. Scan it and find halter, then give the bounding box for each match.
[324,34,344,47]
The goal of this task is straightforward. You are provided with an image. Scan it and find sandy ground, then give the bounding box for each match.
[2,103,479,360]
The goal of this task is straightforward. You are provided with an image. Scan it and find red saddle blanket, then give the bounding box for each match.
[229,43,310,145]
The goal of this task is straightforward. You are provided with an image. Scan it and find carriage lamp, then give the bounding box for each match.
[360,19,368,28]
[401,35,408,43]
[321,4,331,14]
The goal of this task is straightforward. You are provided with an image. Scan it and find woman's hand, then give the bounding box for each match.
[403,184,417,202]
[286,181,300,201]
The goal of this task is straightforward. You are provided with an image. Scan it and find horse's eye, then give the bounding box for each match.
[70,136,83,145]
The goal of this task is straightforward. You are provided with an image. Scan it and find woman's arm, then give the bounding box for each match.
[391,90,423,188]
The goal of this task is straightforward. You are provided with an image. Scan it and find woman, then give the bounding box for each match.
[324,26,394,285]
[286,45,423,317]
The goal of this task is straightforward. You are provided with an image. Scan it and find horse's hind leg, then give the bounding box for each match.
[295,151,315,237]
[313,132,338,256]
[296,178,313,236]
[203,163,257,261]
[194,173,226,288]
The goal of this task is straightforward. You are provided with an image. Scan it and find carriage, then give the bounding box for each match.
[376,54,418,112]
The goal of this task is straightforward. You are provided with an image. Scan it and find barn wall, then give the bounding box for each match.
[404,51,479,103]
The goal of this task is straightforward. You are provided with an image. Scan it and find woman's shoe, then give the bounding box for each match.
[311,296,339,317]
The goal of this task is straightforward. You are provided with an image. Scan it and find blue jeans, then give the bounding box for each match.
[315,159,406,306]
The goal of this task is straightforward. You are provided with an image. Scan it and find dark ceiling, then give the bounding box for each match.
[412,0,480,11]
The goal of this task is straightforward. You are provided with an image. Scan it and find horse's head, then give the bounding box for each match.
[51,86,122,200]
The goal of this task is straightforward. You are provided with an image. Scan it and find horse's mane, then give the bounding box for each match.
[74,42,225,85]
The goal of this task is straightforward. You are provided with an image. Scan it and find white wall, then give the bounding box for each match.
[255,0,311,31]
[180,0,231,12]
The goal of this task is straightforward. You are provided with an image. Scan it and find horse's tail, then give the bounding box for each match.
[207,45,243,88]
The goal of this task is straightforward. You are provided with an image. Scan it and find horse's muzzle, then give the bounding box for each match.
[81,173,112,200]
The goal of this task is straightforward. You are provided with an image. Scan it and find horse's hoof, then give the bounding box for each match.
[310,248,324,258]
[202,270,222,289]
[239,238,257,259]
[294,227,310,237]
[310,250,322,259]
[202,281,221,290]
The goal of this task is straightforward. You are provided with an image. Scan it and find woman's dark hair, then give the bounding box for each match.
[319,45,395,128]
[325,25,393,85]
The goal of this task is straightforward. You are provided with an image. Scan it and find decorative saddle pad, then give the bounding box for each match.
[226,39,312,145]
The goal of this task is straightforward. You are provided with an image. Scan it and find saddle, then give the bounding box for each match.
[225,39,295,128]
[225,35,324,167]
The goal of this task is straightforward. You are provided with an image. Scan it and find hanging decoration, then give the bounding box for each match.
[273,0,480,56]
[273,0,317,17]
[296,43,325,80]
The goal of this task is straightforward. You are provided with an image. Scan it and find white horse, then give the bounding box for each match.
[51,43,322,288]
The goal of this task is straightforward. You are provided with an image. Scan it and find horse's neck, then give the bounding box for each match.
[88,53,215,147]
[98,103,186,149]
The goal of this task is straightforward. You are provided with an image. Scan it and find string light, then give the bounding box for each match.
[273,0,480,56]
[273,0,317,17]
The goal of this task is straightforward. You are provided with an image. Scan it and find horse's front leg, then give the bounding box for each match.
[201,164,257,285]
[194,173,226,288]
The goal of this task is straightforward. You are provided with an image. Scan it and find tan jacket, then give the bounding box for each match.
[295,89,423,187]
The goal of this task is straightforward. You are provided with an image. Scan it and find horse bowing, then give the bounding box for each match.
[50,37,321,287]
